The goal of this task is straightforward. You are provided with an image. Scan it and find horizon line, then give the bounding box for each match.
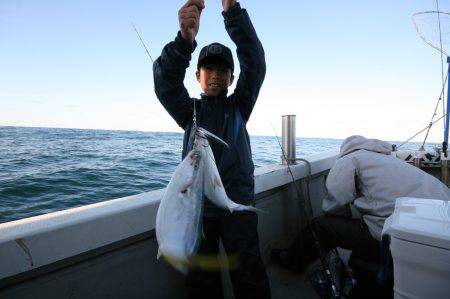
[0,124,442,144]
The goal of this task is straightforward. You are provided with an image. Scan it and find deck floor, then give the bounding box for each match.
[265,249,352,299]
[267,262,319,299]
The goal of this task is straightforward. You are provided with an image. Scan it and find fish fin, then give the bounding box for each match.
[177,264,188,274]
[198,127,229,148]
[247,206,269,214]
[157,248,162,259]
[163,255,189,274]
[232,205,269,214]
[202,229,206,238]
[207,149,216,164]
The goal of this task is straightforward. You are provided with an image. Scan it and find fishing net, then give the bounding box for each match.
[412,11,450,56]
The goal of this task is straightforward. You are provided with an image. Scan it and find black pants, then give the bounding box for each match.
[287,215,381,272]
[185,212,271,299]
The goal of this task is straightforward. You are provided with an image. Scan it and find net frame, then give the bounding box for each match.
[412,11,449,56]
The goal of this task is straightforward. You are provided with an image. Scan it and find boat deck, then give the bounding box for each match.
[267,263,319,299]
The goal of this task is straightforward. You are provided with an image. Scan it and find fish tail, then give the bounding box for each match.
[157,248,162,259]
[232,204,268,214]
[198,127,229,148]
[246,206,269,214]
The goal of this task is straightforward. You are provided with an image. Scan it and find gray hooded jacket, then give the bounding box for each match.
[322,135,450,240]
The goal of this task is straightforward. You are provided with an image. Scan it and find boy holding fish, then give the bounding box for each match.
[153,0,270,298]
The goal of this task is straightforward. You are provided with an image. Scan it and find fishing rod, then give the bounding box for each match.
[130,20,154,63]
[411,4,449,155]
[443,59,450,157]
[397,114,446,150]
[130,20,198,135]
[271,126,341,299]
[421,74,448,150]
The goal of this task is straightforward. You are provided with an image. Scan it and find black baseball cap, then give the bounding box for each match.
[197,43,234,72]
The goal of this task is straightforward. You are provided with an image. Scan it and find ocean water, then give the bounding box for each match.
[0,126,437,224]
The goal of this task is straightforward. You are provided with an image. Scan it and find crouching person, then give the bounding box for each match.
[272,135,450,294]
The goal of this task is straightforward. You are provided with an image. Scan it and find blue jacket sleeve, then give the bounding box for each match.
[153,31,197,129]
[223,3,266,122]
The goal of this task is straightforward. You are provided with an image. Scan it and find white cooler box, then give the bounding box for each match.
[382,197,450,299]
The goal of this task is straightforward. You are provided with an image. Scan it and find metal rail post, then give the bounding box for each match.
[441,159,449,186]
[282,115,296,165]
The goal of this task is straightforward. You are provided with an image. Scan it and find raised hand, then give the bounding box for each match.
[179,0,205,44]
[221,0,236,12]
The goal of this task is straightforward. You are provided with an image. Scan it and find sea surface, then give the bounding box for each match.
[0,126,437,224]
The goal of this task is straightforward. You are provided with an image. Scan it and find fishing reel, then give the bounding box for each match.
[309,268,341,299]
[309,268,333,298]
[309,255,356,299]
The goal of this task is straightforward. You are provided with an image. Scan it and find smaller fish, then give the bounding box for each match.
[199,128,265,214]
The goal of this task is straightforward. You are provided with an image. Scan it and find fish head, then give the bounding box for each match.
[188,149,201,171]
[176,149,202,192]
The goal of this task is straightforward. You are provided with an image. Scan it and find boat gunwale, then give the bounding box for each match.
[0,151,338,283]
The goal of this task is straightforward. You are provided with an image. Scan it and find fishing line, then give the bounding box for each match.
[193,98,197,130]
[397,114,446,150]
[130,20,154,63]
[421,74,448,148]
[271,124,340,298]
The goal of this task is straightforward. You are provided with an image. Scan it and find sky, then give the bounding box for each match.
[1,0,449,142]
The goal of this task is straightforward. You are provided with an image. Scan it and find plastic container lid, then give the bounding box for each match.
[383,197,450,250]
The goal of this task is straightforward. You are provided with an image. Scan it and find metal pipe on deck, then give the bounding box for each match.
[282,115,296,165]
[414,156,421,168]
[442,158,449,186]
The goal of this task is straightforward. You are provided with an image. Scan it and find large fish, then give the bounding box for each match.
[155,132,204,273]
[156,127,262,273]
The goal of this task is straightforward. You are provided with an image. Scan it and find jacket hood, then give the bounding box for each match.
[339,135,392,157]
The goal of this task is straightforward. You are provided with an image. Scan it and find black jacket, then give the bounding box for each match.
[153,3,265,216]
